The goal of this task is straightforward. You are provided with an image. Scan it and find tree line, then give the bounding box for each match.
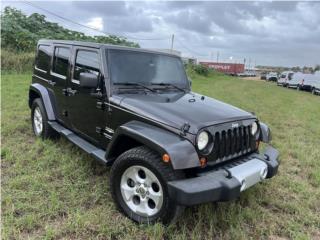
[1,6,139,53]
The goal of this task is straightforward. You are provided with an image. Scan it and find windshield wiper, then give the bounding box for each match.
[114,82,156,92]
[151,83,186,93]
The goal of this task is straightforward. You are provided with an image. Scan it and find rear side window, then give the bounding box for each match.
[74,50,100,80]
[36,45,51,72]
[52,47,70,77]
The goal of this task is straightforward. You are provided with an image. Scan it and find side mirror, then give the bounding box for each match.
[79,72,98,88]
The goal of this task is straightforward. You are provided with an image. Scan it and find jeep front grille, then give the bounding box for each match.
[208,125,257,164]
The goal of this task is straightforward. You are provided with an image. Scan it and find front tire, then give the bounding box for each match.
[31,98,57,139]
[110,146,185,224]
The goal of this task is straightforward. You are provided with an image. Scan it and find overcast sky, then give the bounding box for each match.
[3,1,320,67]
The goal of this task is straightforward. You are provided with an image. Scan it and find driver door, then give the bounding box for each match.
[67,47,108,148]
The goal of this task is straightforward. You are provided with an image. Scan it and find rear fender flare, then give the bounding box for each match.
[29,83,56,121]
[106,121,200,170]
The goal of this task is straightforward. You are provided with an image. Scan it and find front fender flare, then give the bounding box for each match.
[259,122,272,143]
[106,121,200,170]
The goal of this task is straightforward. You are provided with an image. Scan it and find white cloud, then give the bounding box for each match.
[86,17,103,31]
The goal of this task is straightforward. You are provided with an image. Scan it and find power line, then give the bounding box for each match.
[23,1,171,41]
[20,1,212,57]
[175,38,208,57]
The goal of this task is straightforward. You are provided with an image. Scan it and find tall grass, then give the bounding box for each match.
[2,72,320,239]
[1,49,34,73]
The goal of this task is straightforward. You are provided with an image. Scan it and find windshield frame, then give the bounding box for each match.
[106,48,190,93]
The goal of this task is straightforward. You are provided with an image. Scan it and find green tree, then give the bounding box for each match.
[1,6,139,52]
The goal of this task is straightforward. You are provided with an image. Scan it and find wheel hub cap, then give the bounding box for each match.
[120,165,163,217]
[33,107,43,135]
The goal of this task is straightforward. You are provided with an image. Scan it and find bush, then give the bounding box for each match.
[192,64,210,76]
[1,49,34,73]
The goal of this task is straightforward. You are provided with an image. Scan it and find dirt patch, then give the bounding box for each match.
[240,76,264,81]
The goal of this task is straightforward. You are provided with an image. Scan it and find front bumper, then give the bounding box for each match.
[167,146,279,206]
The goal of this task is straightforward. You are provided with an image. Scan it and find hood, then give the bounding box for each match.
[117,92,254,134]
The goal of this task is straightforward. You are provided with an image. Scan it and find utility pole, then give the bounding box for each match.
[170,34,174,52]
[217,51,219,63]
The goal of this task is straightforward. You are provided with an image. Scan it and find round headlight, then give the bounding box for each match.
[197,131,209,151]
[251,122,258,135]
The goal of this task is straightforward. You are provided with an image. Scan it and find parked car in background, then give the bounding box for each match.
[266,72,278,82]
[311,81,320,95]
[277,71,294,87]
[236,72,246,77]
[260,72,267,80]
[312,72,320,95]
[287,72,314,91]
[237,70,256,77]
[246,70,257,77]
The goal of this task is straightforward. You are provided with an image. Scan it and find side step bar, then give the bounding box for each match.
[48,121,108,165]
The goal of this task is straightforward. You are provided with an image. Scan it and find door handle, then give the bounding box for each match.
[62,88,68,95]
[90,92,103,98]
[68,88,77,96]
[48,80,56,86]
[62,88,77,96]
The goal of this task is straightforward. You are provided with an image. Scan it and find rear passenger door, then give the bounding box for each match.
[67,47,108,147]
[50,45,72,126]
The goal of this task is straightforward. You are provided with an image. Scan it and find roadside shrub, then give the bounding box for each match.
[192,64,210,76]
[1,49,34,73]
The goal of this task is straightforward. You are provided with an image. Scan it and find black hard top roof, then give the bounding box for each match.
[38,39,180,57]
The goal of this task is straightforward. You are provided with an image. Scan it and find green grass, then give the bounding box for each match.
[2,72,320,239]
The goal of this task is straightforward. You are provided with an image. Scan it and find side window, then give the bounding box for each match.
[74,50,100,80]
[52,47,70,77]
[36,45,51,72]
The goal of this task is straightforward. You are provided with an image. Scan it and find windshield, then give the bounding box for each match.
[108,49,189,88]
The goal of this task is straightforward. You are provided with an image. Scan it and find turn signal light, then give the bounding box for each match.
[199,157,207,168]
[162,153,170,163]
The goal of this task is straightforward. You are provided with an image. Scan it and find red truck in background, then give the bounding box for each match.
[199,61,245,75]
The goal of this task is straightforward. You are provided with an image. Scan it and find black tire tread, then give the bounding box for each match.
[31,98,57,139]
[110,146,185,224]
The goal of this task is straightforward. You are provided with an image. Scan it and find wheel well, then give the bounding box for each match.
[29,90,40,108]
[108,135,144,162]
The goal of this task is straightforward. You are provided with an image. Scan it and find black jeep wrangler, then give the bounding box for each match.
[29,40,279,224]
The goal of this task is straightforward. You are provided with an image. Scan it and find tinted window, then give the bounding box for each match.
[288,73,294,80]
[109,50,188,87]
[36,45,51,72]
[52,47,70,77]
[74,50,100,80]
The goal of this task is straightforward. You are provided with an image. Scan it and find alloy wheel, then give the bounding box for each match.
[120,165,163,217]
[33,107,43,135]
